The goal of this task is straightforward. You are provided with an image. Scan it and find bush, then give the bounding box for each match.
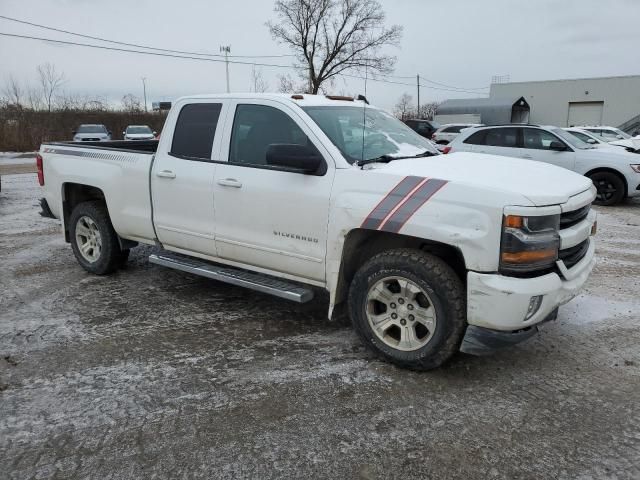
[0,108,168,151]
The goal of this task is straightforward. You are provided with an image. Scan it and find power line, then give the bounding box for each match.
[0,31,487,95]
[0,14,295,59]
[0,14,490,92]
[0,32,299,69]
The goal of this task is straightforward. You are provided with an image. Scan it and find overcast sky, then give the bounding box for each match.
[1,0,639,111]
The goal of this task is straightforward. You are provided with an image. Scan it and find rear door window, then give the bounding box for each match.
[464,128,518,147]
[171,103,222,159]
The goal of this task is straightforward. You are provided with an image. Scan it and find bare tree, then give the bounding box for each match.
[277,73,297,93]
[268,0,402,94]
[394,92,413,120]
[418,101,440,121]
[250,68,269,93]
[37,63,65,113]
[3,75,24,108]
[26,84,43,110]
[121,93,143,112]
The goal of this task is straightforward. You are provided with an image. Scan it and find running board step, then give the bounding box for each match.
[148,253,314,303]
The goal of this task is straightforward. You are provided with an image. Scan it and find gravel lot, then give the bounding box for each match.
[1,171,639,479]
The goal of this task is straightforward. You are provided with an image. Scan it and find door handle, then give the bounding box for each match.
[156,170,176,179]
[217,178,242,188]
[521,154,532,159]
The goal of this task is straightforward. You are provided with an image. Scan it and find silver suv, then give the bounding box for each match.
[72,124,112,142]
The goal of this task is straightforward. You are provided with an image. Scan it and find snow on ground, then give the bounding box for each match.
[1,173,639,479]
[0,152,37,166]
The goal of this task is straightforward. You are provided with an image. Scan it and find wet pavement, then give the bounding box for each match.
[1,173,639,479]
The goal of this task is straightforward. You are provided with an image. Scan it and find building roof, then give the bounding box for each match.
[438,96,526,112]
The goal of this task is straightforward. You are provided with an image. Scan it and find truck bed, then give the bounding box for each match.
[48,140,159,153]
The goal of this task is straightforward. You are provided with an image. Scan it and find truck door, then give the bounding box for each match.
[151,101,225,256]
[213,101,334,282]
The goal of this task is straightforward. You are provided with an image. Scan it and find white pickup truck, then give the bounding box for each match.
[38,94,597,370]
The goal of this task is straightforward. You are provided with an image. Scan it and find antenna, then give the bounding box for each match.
[360,64,368,164]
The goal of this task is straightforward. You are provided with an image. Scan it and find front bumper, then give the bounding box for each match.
[466,238,595,332]
[460,308,558,356]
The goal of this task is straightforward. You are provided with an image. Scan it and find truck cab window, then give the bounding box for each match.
[229,104,313,166]
[171,103,222,159]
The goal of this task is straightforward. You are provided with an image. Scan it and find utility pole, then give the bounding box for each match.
[141,77,148,112]
[416,74,420,119]
[220,45,231,93]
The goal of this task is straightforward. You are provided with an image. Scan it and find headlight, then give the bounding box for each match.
[500,214,560,274]
[630,164,640,173]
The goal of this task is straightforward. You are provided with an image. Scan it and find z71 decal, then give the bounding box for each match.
[361,176,448,233]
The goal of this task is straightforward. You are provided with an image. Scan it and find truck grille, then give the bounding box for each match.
[560,204,590,229]
[82,138,100,141]
[559,239,590,269]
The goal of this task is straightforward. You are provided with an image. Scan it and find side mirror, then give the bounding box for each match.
[587,138,597,144]
[616,135,624,139]
[108,131,113,136]
[153,131,157,136]
[266,144,323,174]
[550,141,567,151]
[72,130,77,135]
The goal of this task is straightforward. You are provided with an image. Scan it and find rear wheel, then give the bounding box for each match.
[69,201,127,275]
[589,171,625,206]
[348,249,466,370]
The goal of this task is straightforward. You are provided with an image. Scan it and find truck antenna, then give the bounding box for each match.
[360,64,368,165]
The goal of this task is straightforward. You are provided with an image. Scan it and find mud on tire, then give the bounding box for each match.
[348,248,466,370]
[69,201,128,275]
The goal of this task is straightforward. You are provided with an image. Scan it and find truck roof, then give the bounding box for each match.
[175,93,369,108]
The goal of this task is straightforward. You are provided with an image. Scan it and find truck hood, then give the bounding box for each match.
[369,152,592,206]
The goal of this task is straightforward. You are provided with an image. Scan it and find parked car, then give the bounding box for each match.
[431,123,482,144]
[564,127,639,155]
[447,124,640,205]
[581,126,640,151]
[72,124,112,142]
[38,93,597,370]
[123,125,156,141]
[404,118,440,139]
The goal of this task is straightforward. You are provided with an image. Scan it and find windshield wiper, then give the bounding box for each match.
[356,150,437,167]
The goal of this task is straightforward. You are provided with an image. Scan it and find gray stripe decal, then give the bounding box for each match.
[42,147,137,164]
[380,179,448,233]
[361,176,424,230]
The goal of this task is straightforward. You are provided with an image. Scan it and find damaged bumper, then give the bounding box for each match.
[460,308,557,356]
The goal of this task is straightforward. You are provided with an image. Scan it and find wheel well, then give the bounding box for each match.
[585,167,628,196]
[61,183,106,242]
[331,229,466,318]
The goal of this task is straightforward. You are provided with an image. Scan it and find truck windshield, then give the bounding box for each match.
[77,125,107,133]
[127,126,153,134]
[302,106,438,164]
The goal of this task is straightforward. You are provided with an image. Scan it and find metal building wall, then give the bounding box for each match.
[489,76,640,128]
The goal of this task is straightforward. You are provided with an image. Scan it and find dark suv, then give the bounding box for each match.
[404,119,441,139]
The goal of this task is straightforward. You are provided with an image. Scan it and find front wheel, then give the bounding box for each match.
[348,249,466,370]
[590,171,625,206]
[69,201,127,275]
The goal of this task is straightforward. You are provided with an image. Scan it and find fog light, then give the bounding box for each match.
[524,295,543,321]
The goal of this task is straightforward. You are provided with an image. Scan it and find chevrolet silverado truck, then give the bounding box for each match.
[38,94,597,370]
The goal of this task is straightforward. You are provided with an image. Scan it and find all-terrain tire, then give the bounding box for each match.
[69,201,126,275]
[590,171,625,206]
[348,249,466,370]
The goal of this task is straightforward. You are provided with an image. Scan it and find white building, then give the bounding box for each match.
[437,75,640,134]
